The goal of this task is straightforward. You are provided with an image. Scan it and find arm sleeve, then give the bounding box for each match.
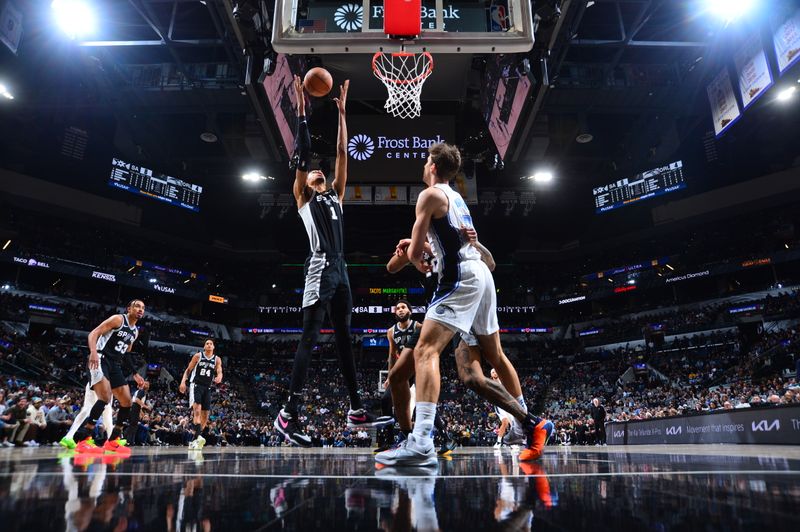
[292,116,311,172]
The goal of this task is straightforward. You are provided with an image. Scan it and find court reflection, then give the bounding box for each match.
[0,448,798,531]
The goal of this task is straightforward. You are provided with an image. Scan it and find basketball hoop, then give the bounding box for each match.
[372,52,434,119]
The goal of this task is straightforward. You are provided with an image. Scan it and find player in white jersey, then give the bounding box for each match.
[376,143,552,467]
[491,369,514,447]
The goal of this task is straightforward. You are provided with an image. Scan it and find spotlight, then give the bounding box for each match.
[149,278,157,283]
[51,0,97,40]
[705,0,754,22]
[243,172,272,182]
[532,171,553,183]
[776,86,796,102]
[0,84,12,100]
[2,239,9,250]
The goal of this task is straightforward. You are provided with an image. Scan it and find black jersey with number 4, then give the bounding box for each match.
[190,354,216,386]
[299,189,344,257]
[96,314,138,360]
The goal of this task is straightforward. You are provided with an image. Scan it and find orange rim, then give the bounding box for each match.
[372,52,434,85]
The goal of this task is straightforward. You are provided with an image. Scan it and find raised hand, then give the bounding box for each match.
[333,79,349,114]
[294,75,305,116]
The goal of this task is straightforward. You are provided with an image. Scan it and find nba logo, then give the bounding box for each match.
[490,5,508,32]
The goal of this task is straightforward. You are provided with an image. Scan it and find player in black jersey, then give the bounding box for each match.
[376,300,421,451]
[180,339,222,450]
[65,299,146,454]
[274,75,390,447]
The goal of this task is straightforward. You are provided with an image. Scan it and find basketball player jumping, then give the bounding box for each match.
[61,299,146,454]
[274,75,390,447]
[376,143,552,466]
[179,339,222,449]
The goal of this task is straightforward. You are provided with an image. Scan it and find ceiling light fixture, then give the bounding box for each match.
[51,0,97,40]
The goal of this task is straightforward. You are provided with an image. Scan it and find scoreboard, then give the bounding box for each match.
[593,160,686,213]
[109,158,203,212]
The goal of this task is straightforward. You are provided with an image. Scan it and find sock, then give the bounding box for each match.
[78,400,108,438]
[411,402,436,447]
[285,393,302,416]
[516,395,528,413]
[102,405,114,439]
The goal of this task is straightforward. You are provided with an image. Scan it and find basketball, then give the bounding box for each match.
[303,67,333,97]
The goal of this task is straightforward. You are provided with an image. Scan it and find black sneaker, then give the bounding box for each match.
[437,437,457,457]
[274,409,312,447]
[347,409,394,429]
[374,431,407,454]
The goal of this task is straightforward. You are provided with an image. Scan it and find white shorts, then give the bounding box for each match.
[495,406,514,423]
[426,259,499,338]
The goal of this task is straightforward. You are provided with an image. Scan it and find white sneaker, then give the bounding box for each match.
[188,440,198,450]
[196,435,206,449]
[375,434,437,467]
[493,441,503,448]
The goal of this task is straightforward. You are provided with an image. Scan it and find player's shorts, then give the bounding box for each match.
[403,326,423,350]
[495,406,514,423]
[189,383,212,410]
[426,259,499,337]
[302,254,350,308]
[89,356,127,389]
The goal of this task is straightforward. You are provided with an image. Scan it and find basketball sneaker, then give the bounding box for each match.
[196,435,206,449]
[59,436,77,450]
[375,434,437,467]
[347,409,394,429]
[274,409,312,447]
[75,437,103,454]
[103,438,131,456]
[519,418,554,462]
[437,437,456,457]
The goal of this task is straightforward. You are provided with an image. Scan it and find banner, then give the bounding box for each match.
[734,32,773,109]
[453,170,479,205]
[772,7,800,74]
[707,68,741,136]
[607,404,800,445]
[374,186,408,205]
[343,185,373,204]
[0,0,22,55]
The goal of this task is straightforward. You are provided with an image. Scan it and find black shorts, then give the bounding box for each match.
[89,357,127,390]
[303,256,351,308]
[189,383,212,411]
[404,327,423,350]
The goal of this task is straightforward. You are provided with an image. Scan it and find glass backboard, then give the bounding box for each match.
[272,0,535,54]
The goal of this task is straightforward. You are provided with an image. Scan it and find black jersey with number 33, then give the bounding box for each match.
[96,314,138,360]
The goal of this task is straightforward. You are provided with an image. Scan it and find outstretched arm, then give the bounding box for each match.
[331,80,350,200]
[292,76,312,209]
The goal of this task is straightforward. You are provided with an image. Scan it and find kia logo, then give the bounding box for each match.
[334,4,363,31]
[348,134,374,160]
[666,426,682,435]
[613,431,624,438]
[751,420,780,432]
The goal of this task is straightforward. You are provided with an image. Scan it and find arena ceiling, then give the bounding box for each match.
[0,0,798,257]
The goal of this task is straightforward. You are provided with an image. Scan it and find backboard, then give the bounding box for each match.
[272,0,535,54]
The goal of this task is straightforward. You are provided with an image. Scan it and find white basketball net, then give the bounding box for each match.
[372,52,434,119]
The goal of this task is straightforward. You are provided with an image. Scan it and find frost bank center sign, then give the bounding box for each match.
[606,404,800,445]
